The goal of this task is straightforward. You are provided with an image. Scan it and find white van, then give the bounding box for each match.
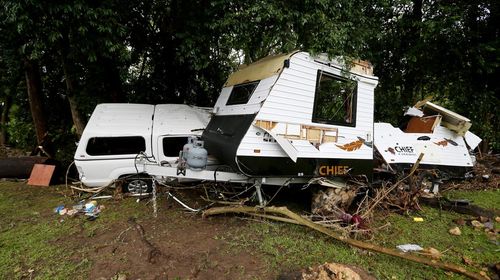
[74,103,211,192]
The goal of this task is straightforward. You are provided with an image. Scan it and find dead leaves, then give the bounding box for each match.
[434,138,459,147]
[434,139,448,147]
[336,139,364,151]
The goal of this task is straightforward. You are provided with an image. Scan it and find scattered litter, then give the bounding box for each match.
[54,205,65,214]
[85,201,97,213]
[413,217,424,222]
[53,200,103,220]
[396,244,424,252]
[422,247,442,260]
[91,195,113,200]
[481,174,490,180]
[73,203,84,211]
[449,227,462,236]
[471,220,484,229]
[479,216,489,223]
[496,216,500,223]
[483,221,494,230]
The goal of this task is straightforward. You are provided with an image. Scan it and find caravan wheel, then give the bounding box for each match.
[125,177,152,194]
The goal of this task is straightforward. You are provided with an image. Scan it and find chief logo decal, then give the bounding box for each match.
[387,146,417,156]
[318,165,350,176]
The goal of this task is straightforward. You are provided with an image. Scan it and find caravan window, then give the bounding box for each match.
[312,71,357,126]
[226,81,259,105]
[86,136,146,156]
[162,137,188,157]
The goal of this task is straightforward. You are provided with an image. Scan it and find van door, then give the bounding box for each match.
[157,135,189,165]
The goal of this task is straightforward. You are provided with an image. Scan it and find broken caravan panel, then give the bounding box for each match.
[373,100,481,177]
[202,51,379,179]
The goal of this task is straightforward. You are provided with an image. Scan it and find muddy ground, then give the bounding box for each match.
[60,191,275,279]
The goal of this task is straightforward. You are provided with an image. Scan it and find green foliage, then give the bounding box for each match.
[6,104,35,149]
[0,0,498,157]
[370,0,499,151]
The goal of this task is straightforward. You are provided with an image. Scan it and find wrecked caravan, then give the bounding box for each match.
[202,51,481,179]
[75,51,481,195]
[74,104,211,189]
[375,101,482,176]
[203,51,378,178]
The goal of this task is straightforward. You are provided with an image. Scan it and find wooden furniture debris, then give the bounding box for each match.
[28,164,56,186]
[405,115,442,133]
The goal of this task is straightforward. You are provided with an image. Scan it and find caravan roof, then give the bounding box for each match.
[84,103,211,138]
[153,104,211,136]
[84,103,154,137]
[224,51,376,88]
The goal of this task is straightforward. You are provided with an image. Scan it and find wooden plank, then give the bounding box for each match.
[28,164,56,186]
[254,125,299,162]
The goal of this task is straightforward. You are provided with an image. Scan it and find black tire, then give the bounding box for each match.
[123,175,153,194]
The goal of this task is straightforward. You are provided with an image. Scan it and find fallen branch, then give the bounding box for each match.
[128,218,162,263]
[203,206,485,280]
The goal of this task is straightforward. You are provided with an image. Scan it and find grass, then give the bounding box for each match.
[0,181,498,279]
[0,181,91,279]
[221,190,499,279]
[444,189,500,209]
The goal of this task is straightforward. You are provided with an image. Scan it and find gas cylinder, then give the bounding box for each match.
[182,136,196,160]
[187,140,208,170]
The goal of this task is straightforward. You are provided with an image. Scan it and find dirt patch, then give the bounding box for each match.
[78,201,271,280]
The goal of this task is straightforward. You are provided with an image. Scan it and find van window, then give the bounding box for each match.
[312,71,357,126]
[226,81,259,105]
[86,136,146,156]
[163,137,188,157]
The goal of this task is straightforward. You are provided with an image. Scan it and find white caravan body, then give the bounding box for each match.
[203,51,378,178]
[202,51,480,178]
[74,104,210,187]
[75,52,481,188]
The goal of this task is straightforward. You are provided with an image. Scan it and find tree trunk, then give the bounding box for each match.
[24,58,48,145]
[0,156,50,178]
[402,0,423,105]
[61,55,86,138]
[0,95,11,146]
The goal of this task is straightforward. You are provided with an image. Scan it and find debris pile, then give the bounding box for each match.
[443,154,500,191]
[54,200,104,221]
